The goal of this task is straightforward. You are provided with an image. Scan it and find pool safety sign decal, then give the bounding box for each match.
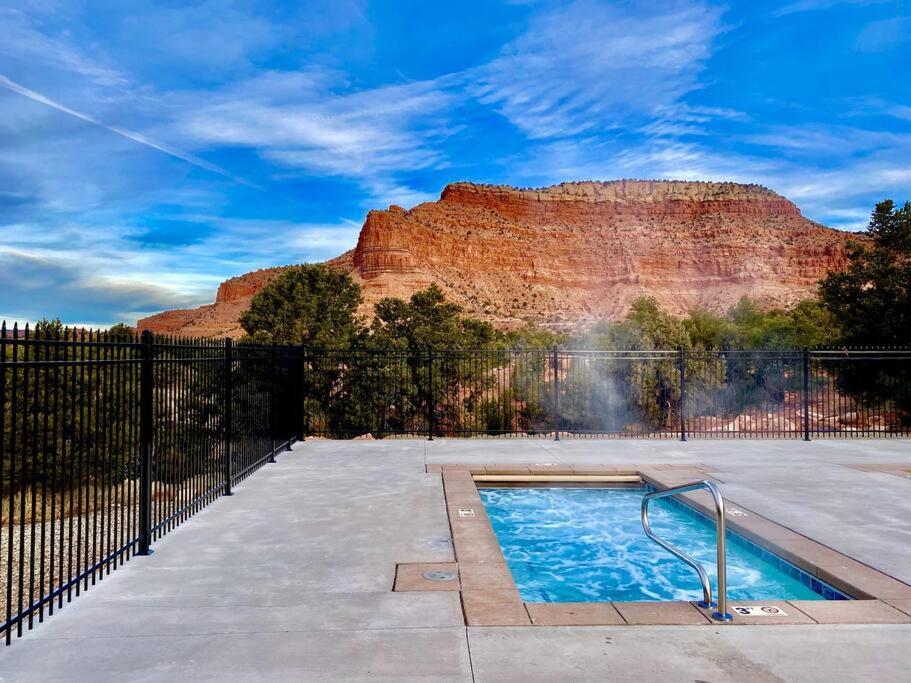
[733,606,786,617]
[458,508,476,518]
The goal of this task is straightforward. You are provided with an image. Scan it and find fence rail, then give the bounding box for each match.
[1,324,302,644]
[301,348,911,439]
[2,327,910,645]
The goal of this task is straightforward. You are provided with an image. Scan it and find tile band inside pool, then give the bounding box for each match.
[479,486,849,603]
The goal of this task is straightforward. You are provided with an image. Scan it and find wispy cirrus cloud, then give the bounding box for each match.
[154,215,363,267]
[173,70,457,205]
[743,124,911,155]
[0,5,128,87]
[886,104,911,121]
[171,1,727,204]
[854,16,910,52]
[773,0,894,17]
[471,0,725,139]
[0,74,260,188]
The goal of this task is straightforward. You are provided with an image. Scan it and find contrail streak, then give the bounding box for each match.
[0,74,262,190]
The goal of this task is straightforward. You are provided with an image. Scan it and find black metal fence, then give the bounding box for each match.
[302,348,911,439]
[2,329,910,645]
[1,324,302,644]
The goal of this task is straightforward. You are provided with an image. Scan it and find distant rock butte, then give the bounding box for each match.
[137,180,859,338]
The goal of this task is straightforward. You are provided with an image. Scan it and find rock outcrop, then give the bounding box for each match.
[137,180,859,337]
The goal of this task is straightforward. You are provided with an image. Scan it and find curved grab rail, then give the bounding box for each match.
[641,480,733,622]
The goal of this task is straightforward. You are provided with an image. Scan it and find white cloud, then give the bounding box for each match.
[175,70,457,205]
[743,124,911,155]
[854,16,910,52]
[171,1,727,205]
[0,245,205,325]
[0,74,259,188]
[170,215,362,265]
[119,1,278,74]
[0,211,366,326]
[819,206,875,230]
[0,6,127,87]
[775,163,911,208]
[887,104,911,120]
[773,0,894,17]
[470,0,725,139]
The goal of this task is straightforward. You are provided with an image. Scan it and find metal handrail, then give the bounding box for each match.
[641,480,733,622]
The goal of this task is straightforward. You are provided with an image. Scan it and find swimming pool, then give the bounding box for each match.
[479,487,849,603]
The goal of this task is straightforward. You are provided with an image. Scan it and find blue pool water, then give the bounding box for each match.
[479,487,848,603]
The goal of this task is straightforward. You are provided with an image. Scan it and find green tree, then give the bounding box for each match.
[719,298,838,349]
[366,284,503,351]
[819,200,911,415]
[820,200,910,347]
[505,324,568,350]
[614,297,691,349]
[238,265,364,438]
[239,265,364,349]
[106,322,136,342]
[684,299,838,419]
[683,309,734,350]
[347,285,506,436]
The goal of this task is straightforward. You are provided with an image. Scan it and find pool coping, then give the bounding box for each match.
[394,463,911,626]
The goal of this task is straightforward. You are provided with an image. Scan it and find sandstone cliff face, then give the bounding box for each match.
[139,267,288,338]
[137,180,857,337]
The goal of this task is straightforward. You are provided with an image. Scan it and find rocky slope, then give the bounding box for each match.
[137,180,859,337]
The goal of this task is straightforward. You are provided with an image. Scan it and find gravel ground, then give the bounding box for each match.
[1,474,221,634]
[0,505,139,630]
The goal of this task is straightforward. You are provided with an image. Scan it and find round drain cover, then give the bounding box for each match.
[422,570,457,582]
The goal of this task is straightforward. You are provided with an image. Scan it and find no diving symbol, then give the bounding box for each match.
[734,605,785,616]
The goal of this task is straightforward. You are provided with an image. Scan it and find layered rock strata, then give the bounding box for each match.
[138,180,857,337]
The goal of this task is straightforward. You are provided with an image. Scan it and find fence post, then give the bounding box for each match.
[427,348,434,441]
[803,348,811,441]
[678,347,687,442]
[299,345,307,440]
[137,330,153,555]
[552,346,560,441]
[286,348,294,452]
[269,342,277,462]
[223,338,234,495]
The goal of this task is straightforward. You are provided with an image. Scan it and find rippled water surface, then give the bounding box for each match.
[479,487,825,603]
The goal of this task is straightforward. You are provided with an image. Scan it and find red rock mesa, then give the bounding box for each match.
[138,180,858,337]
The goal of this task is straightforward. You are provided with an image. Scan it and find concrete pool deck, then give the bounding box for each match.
[2,438,911,681]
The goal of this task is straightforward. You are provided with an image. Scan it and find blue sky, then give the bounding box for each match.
[1,0,909,327]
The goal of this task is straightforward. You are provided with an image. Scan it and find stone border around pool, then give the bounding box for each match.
[392,463,911,626]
